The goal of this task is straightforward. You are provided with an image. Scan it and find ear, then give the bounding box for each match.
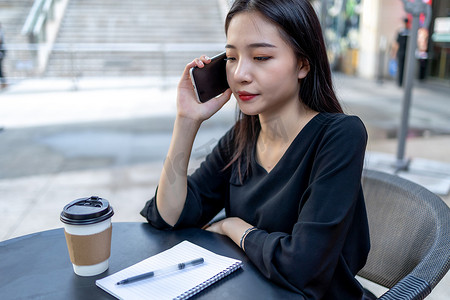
[297,59,310,79]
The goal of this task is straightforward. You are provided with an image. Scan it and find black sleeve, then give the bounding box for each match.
[140,128,234,229]
[243,116,368,298]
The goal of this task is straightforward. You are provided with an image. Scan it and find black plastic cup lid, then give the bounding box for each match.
[60,196,114,225]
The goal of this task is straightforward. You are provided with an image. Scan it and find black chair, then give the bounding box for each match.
[359,169,450,299]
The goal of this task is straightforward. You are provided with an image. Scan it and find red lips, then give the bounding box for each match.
[237,91,258,101]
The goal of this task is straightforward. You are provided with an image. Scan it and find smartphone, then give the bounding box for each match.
[190,52,229,103]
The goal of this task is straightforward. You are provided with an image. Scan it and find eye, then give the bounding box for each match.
[224,57,236,62]
[254,56,271,61]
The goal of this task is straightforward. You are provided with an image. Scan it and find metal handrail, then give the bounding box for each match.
[21,0,57,42]
[33,0,53,37]
[21,0,45,35]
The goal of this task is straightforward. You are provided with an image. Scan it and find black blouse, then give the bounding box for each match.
[141,113,370,299]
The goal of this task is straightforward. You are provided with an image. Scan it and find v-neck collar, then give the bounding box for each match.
[254,112,321,174]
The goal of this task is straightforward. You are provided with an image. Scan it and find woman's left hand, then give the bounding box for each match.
[204,217,256,249]
[204,218,227,235]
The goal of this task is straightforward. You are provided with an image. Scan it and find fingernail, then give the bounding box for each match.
[205,56,210,60]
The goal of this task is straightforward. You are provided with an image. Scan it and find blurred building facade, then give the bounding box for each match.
[315,0,449,85]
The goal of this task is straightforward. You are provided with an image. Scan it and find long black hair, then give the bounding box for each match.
[224,0,342,182]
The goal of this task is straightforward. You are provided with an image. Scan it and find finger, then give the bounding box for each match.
[200,55,211,64]
[204,225,216,233]
[201,89,232,112]
[201,223,211,230]
[183,56,210,76]
[187,58,197,67]
[179,56,212,88]
[195,55,213,68]
[179,58,201,85]
[181,59,197,79]
[194,58,205,68]
[214,88,233,105]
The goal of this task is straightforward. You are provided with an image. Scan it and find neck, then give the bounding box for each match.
[258,101,316,146]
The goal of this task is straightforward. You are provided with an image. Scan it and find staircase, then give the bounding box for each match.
[46,0,226,78]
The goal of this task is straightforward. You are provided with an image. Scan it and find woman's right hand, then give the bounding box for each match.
[156,56,231,226]
[177,55,232,123]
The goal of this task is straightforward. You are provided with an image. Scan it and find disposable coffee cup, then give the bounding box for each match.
[60,196,114,276]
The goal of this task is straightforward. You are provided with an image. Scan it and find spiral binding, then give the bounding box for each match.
[173,261,243,300]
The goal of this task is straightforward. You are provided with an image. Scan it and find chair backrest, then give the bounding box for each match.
[358,169,450,299]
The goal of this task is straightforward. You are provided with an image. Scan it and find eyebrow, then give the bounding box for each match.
[225,42,277,49]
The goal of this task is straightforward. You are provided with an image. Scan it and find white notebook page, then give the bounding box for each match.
[96,240,242,300]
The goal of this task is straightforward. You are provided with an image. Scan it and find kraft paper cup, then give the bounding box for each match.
[60,196,114,276]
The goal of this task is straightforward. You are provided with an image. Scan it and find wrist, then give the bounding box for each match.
[175,114,203,129]
[240,227,257,252]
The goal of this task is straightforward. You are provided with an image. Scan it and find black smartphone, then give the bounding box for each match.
[190,52,229,103]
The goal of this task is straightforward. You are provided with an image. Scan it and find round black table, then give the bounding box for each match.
[0,222,299,299]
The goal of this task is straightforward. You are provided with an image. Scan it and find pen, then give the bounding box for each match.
[116,257,205,285]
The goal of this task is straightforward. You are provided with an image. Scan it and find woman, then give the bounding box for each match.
[141,0,370,298]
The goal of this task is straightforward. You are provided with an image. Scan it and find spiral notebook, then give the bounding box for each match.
[96,240,243,300]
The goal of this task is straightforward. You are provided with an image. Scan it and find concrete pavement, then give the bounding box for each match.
[0,74,449,299]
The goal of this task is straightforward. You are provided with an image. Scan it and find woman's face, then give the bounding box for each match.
[225,12,309,117]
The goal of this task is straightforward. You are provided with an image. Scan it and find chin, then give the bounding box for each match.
[237,104,260,116]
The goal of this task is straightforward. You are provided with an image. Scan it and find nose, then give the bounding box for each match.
[229,59,252,84]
